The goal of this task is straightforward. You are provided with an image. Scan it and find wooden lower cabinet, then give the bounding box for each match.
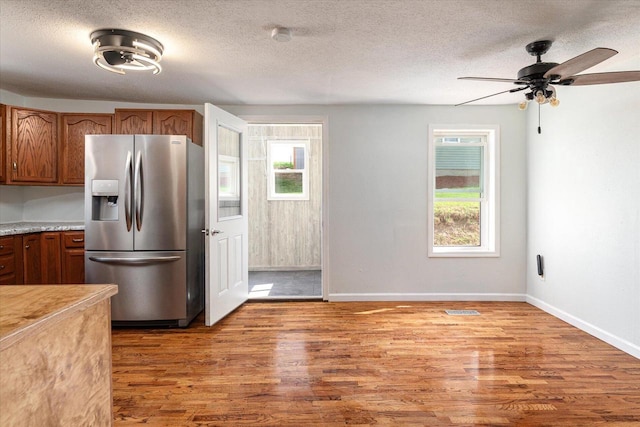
[22,234,42,284]
[41,232,62,284]
[0,231,84,285]
[0,236,22,284]
[61,231,85,284]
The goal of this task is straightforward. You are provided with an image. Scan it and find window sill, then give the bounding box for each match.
[428,247,500,258]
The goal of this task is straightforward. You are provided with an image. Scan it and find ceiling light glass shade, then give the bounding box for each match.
[534,90,546,104]
[518,100,528,110]
[547,85,559,107]
[90,29,164,75]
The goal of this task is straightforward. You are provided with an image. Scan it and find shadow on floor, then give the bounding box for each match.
[248,270,322,299]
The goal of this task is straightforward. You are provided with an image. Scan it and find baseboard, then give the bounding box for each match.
[327,293,527,302]
[526,295,640,359]
[249,266,321,272]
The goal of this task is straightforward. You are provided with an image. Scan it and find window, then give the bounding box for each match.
[427,125,500,257]
[267,140,310,200]
[218,155,240,200]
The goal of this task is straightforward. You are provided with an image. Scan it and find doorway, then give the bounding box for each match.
[246,122,323,299]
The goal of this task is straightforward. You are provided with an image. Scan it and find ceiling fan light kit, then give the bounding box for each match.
[90,29,164,75]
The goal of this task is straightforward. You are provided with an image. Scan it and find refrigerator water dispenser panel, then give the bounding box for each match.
[91,179,119,221]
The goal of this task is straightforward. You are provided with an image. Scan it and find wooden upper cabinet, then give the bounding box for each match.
[8,107,59,184]
[61,113,113,184]
[0,104,6,183]
[114,109,153,134]
[153,110,203,145]
[115,108,203,145]
[1,106,202,187]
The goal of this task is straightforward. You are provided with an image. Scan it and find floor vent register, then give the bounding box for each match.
[445,309,480,316]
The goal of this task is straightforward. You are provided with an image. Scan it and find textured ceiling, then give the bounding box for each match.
[0,0,639,105]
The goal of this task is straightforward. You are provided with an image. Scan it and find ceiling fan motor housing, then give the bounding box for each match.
[517,62,559,81]
[90,29,164,66]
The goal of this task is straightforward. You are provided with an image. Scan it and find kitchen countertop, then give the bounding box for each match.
[0,221,84,237]
[0,284,117,350]
[0,284,118,425]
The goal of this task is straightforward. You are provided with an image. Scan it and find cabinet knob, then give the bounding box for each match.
[13,162,17,171]
[25,245,30,249]
[0,265,5,270]
[0,245,4,250]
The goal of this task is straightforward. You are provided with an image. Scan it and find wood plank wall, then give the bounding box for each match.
[248,124,322,270]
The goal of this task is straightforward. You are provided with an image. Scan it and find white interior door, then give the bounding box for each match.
[204,103,248,326]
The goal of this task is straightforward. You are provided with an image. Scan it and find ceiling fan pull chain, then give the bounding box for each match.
[538,103,542,134]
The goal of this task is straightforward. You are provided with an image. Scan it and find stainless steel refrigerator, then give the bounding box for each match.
[84,134,204,327]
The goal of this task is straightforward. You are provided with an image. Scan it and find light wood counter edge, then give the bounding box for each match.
[0,284,118,351]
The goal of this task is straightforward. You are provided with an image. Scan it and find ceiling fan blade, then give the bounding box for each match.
[544,47,618,79]
[459,77,526,84]
[455,86,527,106]
[559,70,640,86]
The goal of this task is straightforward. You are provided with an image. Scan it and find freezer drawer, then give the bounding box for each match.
[86,251,186,322]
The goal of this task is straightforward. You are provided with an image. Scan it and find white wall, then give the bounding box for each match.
[2,91,528,299]
[0,186,24,222]
[0,186,84,223]
[526,81,640,357]
[223,104,528,301]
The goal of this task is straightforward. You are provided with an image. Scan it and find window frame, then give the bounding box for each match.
[267,139,310,201]
[427,125,500,257]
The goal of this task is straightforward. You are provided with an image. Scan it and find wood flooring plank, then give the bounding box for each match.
[111,301,640,425]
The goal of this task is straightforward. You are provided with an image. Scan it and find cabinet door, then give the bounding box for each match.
[153,110,202,145]
[62,249,85,284]
[23,234,42,284]
[62,231,84,284]
[0,236,17,284]
[153,110,191,136]
[114,109,153,134]
[0,104,6,183]
[41,232,62,284]
[9,108,59,183]
[61,114,113,184]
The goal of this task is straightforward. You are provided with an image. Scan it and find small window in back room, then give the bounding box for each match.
[267,139,310,200]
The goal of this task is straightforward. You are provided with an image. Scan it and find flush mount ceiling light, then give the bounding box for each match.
[90,29,164,75]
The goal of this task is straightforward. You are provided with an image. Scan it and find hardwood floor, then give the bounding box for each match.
[111,302,640,426]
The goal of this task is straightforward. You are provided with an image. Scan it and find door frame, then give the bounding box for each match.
[240,115,329,300]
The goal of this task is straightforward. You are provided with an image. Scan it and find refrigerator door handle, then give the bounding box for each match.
[88,256,181,265]
[124,151,133,232]
[134,150,144,232]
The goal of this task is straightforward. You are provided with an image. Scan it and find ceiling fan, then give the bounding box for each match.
[456,40,640,112]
